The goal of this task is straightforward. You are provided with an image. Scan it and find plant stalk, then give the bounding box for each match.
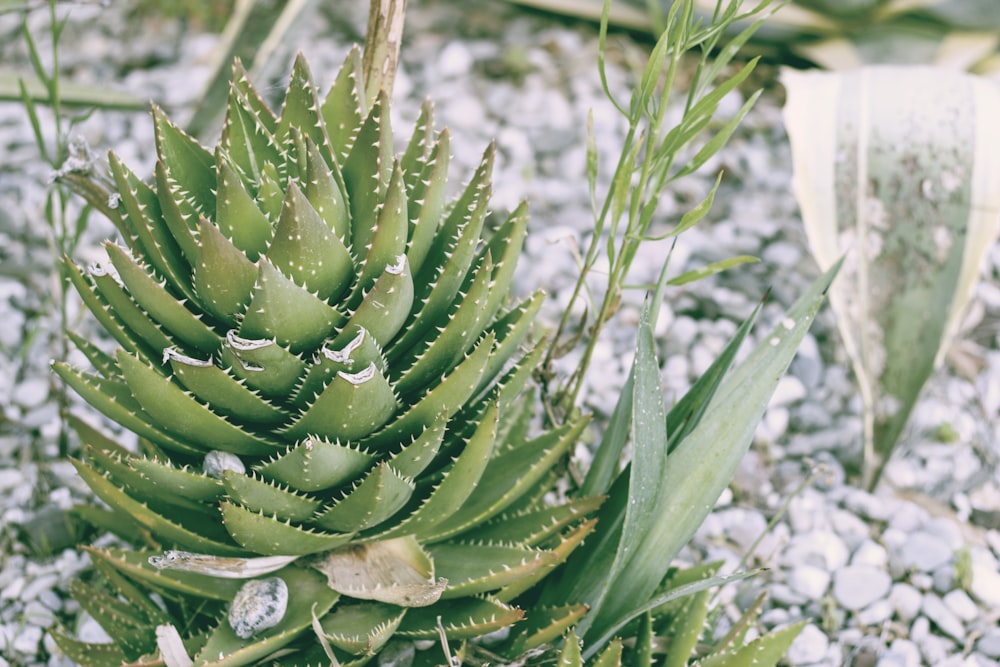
[363,0,408,107]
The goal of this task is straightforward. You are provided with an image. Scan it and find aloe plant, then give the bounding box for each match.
[52,45,598,666]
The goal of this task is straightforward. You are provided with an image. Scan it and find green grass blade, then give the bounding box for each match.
[666,255,759,286]
[582,260,840,647]
[582,569,760,661]
[0,73,147,110]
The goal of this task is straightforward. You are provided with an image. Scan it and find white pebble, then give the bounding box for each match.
[924,517,965,550]
[228,577,288,639]
[894,532,953,573]
[782,530,850,571]
[12,624,42,654]
[882,638,921,667]
[978,628,1000,658]
[889,583,923,622]
[769,375,806,407]
[0,470,24,493]
[788,564,830,600]
[856,599,893,626]
[942,589,979,622]
[203,451,245,478]
[971,559,1000,607]
[13,377,49,409]
[921,593,967,642]
[832,565,891,610]
[436,41,473,78]
[851,539,888,568]
[786,623,829,665]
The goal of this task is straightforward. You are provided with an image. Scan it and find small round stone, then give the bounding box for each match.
[786,622,829,665]
[832,565,891,610]
[204,451,246,478]
[920,594,966,642]
[942,589,978,623]
[889,583,923,622]
[788,564,830,600]
[228,577,288,639]
[893,531,953,573]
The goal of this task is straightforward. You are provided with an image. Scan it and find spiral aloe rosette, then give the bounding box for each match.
[54,50,596,666]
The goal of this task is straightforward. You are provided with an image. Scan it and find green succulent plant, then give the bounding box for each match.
[52,48,598,666]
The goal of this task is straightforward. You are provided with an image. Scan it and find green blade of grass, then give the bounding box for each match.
[2,73,146,110]
[579,259,840,648]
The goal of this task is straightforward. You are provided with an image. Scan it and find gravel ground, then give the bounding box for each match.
[2,2,1000,666]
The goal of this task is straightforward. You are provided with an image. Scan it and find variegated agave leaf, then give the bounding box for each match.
[57,50,596,666]
[783,65,1000,487]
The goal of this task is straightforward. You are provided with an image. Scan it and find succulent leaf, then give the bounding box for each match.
[116,350,278,456]
[429,542,560,598]
[312,536,444,607]
[153,105,216,217]
[238,261,345,352]
[425,416,590,542]
[219,332,307,398]
[50,632,128,667]
[335,255,414,348]
[320,46,365,163]
[404,129,450,276]
[54,363,201,456]
[72,458,247,555]
[355,159,409,294]
[393,253,495,395]
[215,153,273,260]
[128,454,225,502]
[283,362,398,442]
[374,401,498,541]
[106,243,219,352]
[69,579,158,660]
[108,152,192,300]
[462,497,605,547]
[395,596,523,640]
[91,269,175,353]
[316,601,406,655]
[300,134,350,238]
[275,54,328,153]
[267,181,354,301]
[154,160,200,263]
[343,94,393,253]
[166,348,290,425]
[221,471,324,522]
[192,216,259,325]
[255,437,375,493]
[311,462,414,532]
[362,332,494,451]
[221,87,283,189]
[220,501,354,556]
[505,604,588,655]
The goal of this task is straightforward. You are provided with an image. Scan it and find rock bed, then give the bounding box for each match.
[1,2,999,666]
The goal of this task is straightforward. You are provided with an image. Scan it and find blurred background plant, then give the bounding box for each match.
[10,0,97,463]
[509,0,1000,73]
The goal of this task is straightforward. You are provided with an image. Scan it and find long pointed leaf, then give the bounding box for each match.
[582,261,840,645]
